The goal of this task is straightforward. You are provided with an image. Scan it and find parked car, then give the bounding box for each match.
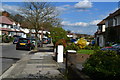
[37,40,42,47]
[70,39,77,43]
[13,37,19,44]
[42,38,49,44]
[16,38,35,51]
[30,38,42,47]
[112,44,120,49]
[47,38,51,44]
[13,35,22,44]
[100,46,120,54]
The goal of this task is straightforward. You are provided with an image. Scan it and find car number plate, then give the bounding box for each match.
[20,43,26,45]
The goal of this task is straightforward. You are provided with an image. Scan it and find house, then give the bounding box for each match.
[21,21,51,40]
[67,33,77,39]
[95,8,120,47]
[0,11,26,38]
[104,8,120,43]
[95,20,106,47]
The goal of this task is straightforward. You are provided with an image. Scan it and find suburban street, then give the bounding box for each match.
[1,1,120,80]
[0,44,30,75]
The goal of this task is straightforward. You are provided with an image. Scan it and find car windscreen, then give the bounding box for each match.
[19,39,28,43]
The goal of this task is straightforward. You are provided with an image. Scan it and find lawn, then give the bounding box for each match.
[77,49,94,54]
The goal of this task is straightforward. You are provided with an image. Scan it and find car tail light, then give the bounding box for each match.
[28,40,30,44]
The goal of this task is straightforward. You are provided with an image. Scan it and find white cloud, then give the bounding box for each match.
[1,4,20,14]
[56,5,71,11]
[61,19,101,27]
[61,21,88,27]
[74,0,92,9]
[90,20,101,25]
[73,22,89,27]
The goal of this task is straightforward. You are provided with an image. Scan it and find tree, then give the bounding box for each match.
[9,14,25,24]
[50,27,68,46]
[20,2,60,48]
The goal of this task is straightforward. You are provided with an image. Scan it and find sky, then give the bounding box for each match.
[1,0,119,35]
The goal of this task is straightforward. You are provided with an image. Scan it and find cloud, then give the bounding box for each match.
[74,0,92,9]
[61,20,101,27]
[1,4,21,14]
[62,25,97,35]
[56,5,71,11]
[90,20,101,25]
[61,21,88,27]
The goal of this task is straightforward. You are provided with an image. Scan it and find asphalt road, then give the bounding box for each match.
[0,44,30,75]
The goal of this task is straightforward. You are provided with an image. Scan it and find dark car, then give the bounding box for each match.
[37,40,42,47]
[47,38,51,44]
[13,35,22,44]
[16,38,35,51]
[13,37,19,44]
[42,38,48,44]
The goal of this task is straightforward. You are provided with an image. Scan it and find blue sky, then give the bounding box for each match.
[1,1,119,35]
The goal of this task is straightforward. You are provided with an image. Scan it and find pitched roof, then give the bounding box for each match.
[105,8,120,20]
[0,16,13,25]
[97,20,105,25]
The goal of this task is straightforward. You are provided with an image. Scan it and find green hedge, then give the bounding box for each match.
[83,50,120,80]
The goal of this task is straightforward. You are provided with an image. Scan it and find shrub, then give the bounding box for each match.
[2,35,10,43]
[84,45,100,50]
[84,45,93,50]
[83,50,120,80]
[77,38,87,49]
[64,43,79,52]
[50,27,69,45]
[2,35,14,43]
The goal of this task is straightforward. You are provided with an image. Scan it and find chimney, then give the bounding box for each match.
[2,11,10,17]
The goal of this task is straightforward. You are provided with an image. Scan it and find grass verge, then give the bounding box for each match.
[77,49,94,54]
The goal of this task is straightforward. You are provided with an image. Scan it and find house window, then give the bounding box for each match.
[11,26,13,28]
[108,19,113,27]
[114,17,117,26]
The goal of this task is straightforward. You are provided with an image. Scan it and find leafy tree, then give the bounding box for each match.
[50,27,68,46]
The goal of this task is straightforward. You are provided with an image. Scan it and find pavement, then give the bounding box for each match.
[0,42,13,46]
[1,43,30,75]
[0,43,66,80]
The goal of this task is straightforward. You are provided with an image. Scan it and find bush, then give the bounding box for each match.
[77,38,87,49]
[2,35,14,43]
[64,43,79,52]
[50,27,69,45]
[84,45,93,50]
[83,50,120,80]
[84,45,100,50]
